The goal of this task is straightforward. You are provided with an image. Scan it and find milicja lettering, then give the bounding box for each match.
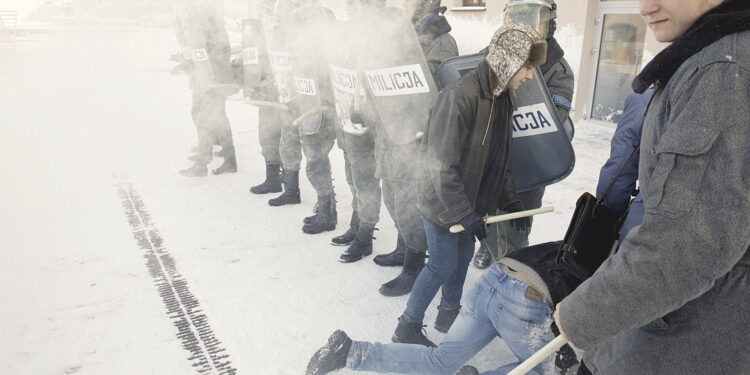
[513,111,552,132]
[368,70,425,91]
[333,71,356,90]
[271,53,290,67]
[295,78,316,95]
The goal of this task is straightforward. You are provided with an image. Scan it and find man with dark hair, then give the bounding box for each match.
[388,22,547,347]
[473,0,576,269]
[555,1,750,374]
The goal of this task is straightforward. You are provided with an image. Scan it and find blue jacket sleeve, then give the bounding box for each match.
[595,90,652,214]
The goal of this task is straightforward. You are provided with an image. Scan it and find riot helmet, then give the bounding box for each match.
[403,0,441,22]
[504,0,555,39]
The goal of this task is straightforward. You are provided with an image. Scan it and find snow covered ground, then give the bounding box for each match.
[0,24,614,374]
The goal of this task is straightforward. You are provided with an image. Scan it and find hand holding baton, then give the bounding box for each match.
[449,206,554,233]
[507,335,568,375]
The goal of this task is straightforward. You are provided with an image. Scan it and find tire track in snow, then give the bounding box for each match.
[115,174,237,375]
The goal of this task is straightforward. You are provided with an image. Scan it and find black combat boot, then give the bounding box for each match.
[303,195,337,234]
[303,200,320,225]
[179,162,208,177]
[456,366,480,375]
[472,243,492,269]
[338,223,374,263]
[434,306,461,333]
[268,169,301,206]
[331,212,359,246]
[305,330,352,375]
[212,146,237,175]
[391,315,436,347]
[373,234,406,267]
[250,163,282,194]
[379,250,426,297]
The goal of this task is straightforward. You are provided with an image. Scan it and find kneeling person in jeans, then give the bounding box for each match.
[306,241,583,375]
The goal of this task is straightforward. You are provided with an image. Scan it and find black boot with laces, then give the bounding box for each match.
[268,169,301,206]
[250,163,282,194]
[373,234,407,267]
[331,212,359,246]
[391,315,436,347]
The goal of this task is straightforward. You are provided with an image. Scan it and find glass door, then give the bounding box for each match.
[587,2,646,122]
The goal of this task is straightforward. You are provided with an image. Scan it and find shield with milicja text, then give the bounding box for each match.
[354,7,438,145]
[436,52,575,192]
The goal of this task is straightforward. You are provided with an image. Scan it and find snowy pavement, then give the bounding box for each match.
[0,25,614,374]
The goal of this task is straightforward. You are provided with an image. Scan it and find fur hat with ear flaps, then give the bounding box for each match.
[485,22,547,95]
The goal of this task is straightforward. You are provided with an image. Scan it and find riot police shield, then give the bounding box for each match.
[176,3,216,93]
[324,20,369,137]
[436,53,575,192]
[285,5,336,135]
[354,7,438,145]
[260,13,295,105]
[240,17,263,96]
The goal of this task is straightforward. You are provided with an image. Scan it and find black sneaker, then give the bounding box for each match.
[455,365,480,375]
[434,306,460,333]
[306,330,352,375]
[391,315,436,347]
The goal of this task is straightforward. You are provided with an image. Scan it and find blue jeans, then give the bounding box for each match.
[348,264,555,375]
[403,218,475,323]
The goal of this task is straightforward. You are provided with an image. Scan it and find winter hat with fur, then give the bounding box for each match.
[485,22,547,95]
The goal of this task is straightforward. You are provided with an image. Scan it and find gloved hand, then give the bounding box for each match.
[504,201,530,232]
[459,212,487,242]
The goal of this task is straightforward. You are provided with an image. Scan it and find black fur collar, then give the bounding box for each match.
[632,0,750,93]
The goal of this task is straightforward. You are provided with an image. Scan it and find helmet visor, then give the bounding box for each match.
[504,3,551,37]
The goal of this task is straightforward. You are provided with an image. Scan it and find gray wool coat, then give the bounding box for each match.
[559,30,750,374]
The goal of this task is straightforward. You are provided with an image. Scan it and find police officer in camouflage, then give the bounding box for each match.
[174,0,239,177]
[372,0,459,297]
[268,2,340,236]
[327,0,384,263]
[247,16,284,194]
[473,0,576,268]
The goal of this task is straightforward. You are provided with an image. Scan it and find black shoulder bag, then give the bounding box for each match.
[556,146,640,279]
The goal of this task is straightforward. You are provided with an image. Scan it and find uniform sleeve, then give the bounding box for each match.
[542,59,575,121]
[425,34,459,80]
[424,88,474,222]
[559,63,750,350]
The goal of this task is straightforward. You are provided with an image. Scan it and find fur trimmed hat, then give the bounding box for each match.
[485,22,547,95]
